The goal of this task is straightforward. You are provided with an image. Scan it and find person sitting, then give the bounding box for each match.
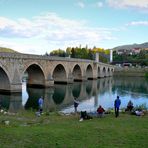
[135,109,144,116]
[97,105,105,118]
[79,111,92,121]
[126,100,134,112]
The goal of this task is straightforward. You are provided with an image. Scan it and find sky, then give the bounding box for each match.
[0,0,148,55]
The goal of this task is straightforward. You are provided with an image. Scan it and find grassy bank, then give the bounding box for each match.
[0,111,148,148]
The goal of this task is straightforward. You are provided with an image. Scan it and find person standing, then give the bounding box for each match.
[114,96,121,117]
[74,97,79,113]
[38,96,44,114]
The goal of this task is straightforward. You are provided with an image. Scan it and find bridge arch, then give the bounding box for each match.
[86,64,93,79]
[107,68,110,77]
[52,64,67,83]
[0,66,11,92]
[72,64,82,81]
[110,68,114,76]
[102,67,106,77]
[98,66,101,78]
[23,63,45,87]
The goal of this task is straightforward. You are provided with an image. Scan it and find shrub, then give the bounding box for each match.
[145,72,148,78]
[134,103,147,110]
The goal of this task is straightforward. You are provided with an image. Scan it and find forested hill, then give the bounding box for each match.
[0,47,18,53]
[113,42,148,50]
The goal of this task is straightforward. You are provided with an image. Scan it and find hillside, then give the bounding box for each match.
[0,47,18,53]
[113,42,148,50]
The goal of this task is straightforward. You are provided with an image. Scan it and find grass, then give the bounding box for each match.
[0,47,18,53]
[0,111,148,148]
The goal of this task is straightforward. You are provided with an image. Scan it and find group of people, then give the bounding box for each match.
[37,95,144,118]
[75,95,145,121]
[75,96,122,119]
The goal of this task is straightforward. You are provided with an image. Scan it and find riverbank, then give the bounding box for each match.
[114,67,148,77]
[0,111,148,148]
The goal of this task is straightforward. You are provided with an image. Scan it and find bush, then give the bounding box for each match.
[145,72,148,78]
[134,103,147,111]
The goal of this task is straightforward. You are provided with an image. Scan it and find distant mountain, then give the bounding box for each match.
[113,42,148,50]
[0,47,18,53]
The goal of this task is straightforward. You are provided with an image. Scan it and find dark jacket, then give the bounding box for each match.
[74,99,79,107]
[114,98,121,108]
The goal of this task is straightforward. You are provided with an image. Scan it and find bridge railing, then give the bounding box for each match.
[0,52,113,67]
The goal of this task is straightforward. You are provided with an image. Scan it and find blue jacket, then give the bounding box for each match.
[114,98,121,108]
[38,98,43,106]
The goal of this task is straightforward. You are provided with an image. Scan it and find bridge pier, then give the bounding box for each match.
[45,79,54,87]
[8,93,23,112]
[67,73,74,83]
[10,83,22,93]
[80,76,88,81]
[43,87,54,111]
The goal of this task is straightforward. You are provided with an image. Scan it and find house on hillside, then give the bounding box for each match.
[144,48,148,51]
[117,49,132,55]
[132,48,141,54]
[117,49,126,55]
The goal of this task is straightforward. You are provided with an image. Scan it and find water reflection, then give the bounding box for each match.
[53,84,67,104]
[0,93,23,113]
[24,87,45,110]
[0,77,148,113]
[0,94,10,110]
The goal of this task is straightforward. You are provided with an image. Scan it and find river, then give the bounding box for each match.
[0,76,148,113]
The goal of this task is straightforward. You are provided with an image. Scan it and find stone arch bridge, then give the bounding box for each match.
[0,52,114,93]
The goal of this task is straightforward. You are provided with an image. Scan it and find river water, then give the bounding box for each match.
[0,76,148,113]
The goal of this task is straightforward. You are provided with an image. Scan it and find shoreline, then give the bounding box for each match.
[114,67,148,77]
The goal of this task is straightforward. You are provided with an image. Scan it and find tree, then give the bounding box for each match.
[71,48,76,58]
[50,49,67,57]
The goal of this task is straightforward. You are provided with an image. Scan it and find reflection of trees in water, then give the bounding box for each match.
[0,94,10,110]
[53,84,66,104]
[112,77,148,97]
[24,87,44,110]
[72,82,81,98]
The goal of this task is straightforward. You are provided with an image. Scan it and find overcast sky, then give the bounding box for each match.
[0,0,148,54]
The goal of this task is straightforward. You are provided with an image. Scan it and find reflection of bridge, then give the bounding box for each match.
[0,52,114,93]
[5,76,148,112]
[28,79,113,111]
[2,77,113,112]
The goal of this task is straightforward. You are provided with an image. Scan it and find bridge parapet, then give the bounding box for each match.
[0,52,94,62]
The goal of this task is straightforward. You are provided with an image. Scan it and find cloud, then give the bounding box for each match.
[0,12,116,54]
[0,17,41,38]
[126,21,148,26]
[77,1,85,8]
[107,0,148,11]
